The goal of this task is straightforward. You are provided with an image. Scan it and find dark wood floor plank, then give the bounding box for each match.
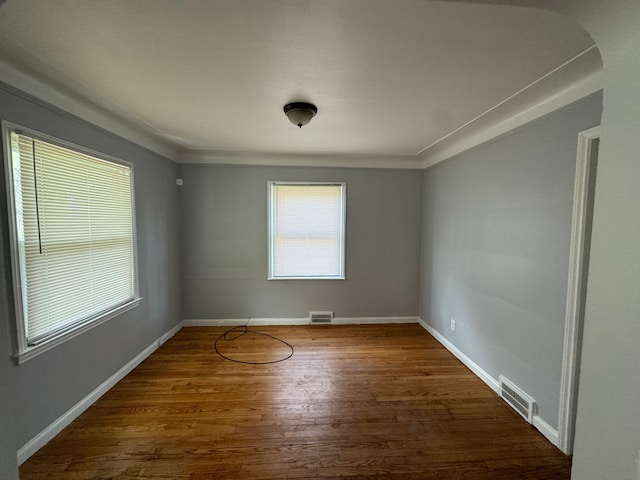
[20,324,571,479]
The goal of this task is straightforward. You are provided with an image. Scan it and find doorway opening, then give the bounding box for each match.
[558,126,600,454]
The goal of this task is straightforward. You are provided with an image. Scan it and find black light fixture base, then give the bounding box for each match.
[283,102,318,128]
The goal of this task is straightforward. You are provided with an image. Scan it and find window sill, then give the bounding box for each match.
[268,276,346,280]
[13,297,142,364]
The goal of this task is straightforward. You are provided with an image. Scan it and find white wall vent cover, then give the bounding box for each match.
[309,311,334,324]
[499,375,536,424]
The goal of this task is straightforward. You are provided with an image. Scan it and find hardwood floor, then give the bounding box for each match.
[20,324,571,479]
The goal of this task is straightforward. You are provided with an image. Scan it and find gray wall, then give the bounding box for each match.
[0,212,18,478]
[180,165,422,319]
[419,93,602,428]
[0,84,182,478]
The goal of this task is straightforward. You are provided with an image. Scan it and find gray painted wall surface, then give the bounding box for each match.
[419,93,602,428]
[568,5,640,477]
[0,84,182,475]
[180,165,422,319]
[0,210,18,479]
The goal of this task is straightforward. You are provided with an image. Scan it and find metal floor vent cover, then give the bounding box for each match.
[309,311,334,324]
[498,375,536,424]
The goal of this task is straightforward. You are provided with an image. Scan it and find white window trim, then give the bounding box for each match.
[267,181,347,280]
[2,120,142,364]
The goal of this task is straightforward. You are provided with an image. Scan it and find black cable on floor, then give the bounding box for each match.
[213,322,294,364]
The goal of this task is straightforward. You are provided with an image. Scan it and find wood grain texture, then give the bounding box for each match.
[20,324,571,479]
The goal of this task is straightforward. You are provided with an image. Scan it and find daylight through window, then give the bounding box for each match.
[4,126,139,361]
[268,182,346,280]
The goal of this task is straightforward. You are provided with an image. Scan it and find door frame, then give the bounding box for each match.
[557,125,600,454]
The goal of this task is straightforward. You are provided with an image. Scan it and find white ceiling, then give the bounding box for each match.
[0,0,600,165]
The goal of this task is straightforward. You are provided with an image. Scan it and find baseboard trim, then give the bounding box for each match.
[183,316,420,327]
[183,318,306,326]
[533,415,560,446]
[158,321,184,346]
[333,316,419,325]
[418,318,560,447]
[418,318,499,393]
[17,321,184,465]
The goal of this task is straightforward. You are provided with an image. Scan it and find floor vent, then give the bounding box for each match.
[499,375,536,424]
[309,311,334,324]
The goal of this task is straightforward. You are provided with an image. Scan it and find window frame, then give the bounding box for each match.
[2,121,141,364]
[267,181,347,281]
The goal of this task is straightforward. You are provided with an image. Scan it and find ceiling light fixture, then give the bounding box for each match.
[283,102,317,128]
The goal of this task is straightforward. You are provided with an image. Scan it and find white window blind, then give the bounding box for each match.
[269,182,346,279]
[6,129,137,350]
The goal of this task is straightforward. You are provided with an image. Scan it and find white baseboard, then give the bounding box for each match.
[418,318,499,393]
[158,321,184,346]
[183,316,420,327]
[418,318,560,447]
[183,318,306,326]
[533,415,560,446]
[17,321,184,465]
[333,316,419,325]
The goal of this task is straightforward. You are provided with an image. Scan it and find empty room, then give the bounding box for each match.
[0,1,639,479]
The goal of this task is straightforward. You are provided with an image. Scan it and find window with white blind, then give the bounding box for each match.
[268,182,346,280]
[3,123,140,363]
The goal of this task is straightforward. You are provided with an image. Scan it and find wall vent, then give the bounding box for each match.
[499,375,536,424]
[309,311,334,324]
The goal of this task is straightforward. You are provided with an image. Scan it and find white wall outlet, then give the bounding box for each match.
[450,318,456,332]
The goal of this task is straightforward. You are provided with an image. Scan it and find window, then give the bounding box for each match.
[3,123,140,363]
[268,182,346,279]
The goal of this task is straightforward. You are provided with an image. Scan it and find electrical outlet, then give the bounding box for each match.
[450,318,456,332]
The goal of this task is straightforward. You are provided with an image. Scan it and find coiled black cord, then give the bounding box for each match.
[214,322,294,364]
